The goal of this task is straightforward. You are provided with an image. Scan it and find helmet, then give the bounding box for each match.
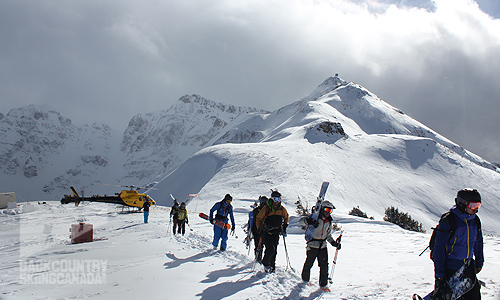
[270,191,282,203]
[320,200,335,210]
[455,188,481,213]
[271,191,281,198]
[224,194,233,201]
[259,196,268,205]
[180,202,186,208]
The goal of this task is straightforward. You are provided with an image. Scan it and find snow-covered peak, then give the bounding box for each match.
[119,95,269,181]
[148,76,500,235]
[302,75,349,102]
[4,104,73,128]
[0,104,116,198]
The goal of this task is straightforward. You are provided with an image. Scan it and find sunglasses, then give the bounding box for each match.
[272,197,281,202]
[323,207,333,213]
[467,202,481,210]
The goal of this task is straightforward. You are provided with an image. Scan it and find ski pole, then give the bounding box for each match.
[418,246,429,256]
[167,217,172,235]
[281,228,295,273]
[328,232,342,284]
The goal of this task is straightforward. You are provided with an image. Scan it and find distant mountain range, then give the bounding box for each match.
[1,76,499,233]
[0,95,268,200]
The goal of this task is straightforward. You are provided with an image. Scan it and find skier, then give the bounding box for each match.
[143,197,151,223]
[251,196,268,262]
[170,199,180,235]
[431,188,484,300]
[209,194,236,251]
[176,202,189,235]
[255,191,289,273]
[299,200,341,292]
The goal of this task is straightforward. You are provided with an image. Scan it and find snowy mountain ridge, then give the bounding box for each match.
[0,104,114,198]
[146,76,500,235]
[1,76,499,235]
[0,96,268,200]
[120,94,269,181]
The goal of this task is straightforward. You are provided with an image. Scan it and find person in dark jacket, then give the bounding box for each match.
[143,197,151,223]
[252,196,268,262]
[433,188,484,300]
[255,191,289,273]
[209,194,236,251]
[170,199,180,235]
[299,200,341,292]
[176,202,189,235]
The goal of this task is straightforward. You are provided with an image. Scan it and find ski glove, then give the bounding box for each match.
[330,240,341,250]
[307,217,319,228]
[210,219,215,225]
[433,277,447,296]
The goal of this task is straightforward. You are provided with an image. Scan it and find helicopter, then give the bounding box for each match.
[60,185,156,209]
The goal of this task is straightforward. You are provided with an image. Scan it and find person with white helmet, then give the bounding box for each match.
[300,200,341,292]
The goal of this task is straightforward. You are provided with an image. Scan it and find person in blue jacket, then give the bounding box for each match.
[209,194,236,251]
[433,188,484,300]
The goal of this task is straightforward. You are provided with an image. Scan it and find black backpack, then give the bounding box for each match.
[428,212,481,261]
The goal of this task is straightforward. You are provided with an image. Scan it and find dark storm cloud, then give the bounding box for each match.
[0,0,499,162]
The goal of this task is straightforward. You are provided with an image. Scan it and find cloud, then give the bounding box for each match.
[0,0,499,162]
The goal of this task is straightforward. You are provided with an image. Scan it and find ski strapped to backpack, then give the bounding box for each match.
[420,212,481,260]
[305,181,329,241]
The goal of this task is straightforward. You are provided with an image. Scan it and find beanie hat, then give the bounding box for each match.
[224,194,233,201]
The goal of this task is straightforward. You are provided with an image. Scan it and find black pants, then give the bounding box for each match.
[177,220,186,235]
[302,247,329,287]
[172,219,178,234]
[262,233,280,268]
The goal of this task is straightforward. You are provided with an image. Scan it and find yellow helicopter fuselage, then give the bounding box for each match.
[61,186,156,208]
[119,190,156,208]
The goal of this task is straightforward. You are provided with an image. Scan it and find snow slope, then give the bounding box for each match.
[1,201,498,300]
[148,77,500,235]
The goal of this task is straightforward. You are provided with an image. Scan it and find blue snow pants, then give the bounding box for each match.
[212,225,228,250]
[144,211,149,223]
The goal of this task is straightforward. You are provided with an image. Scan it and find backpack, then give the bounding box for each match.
[428,212,481,261]
[177,208,187,221]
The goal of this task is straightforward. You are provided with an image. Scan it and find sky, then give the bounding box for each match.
[1,0,499,163]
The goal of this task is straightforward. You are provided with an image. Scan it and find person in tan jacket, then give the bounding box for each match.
[255,191,289,273]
